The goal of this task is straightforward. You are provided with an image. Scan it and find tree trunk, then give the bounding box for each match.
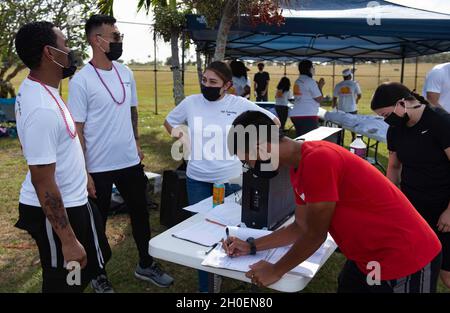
[213,0,237,61]
[196,49,203,88]
[170,29,184,106]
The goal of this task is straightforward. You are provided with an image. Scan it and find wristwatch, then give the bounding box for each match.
[246,237,256,255]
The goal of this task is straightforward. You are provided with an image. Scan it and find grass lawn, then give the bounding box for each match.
[0,63,448,293]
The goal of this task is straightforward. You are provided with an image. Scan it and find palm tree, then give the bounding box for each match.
[98,0,185,105]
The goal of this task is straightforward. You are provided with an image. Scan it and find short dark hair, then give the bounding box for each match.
[277,77,291,92]
[85,14,116,38]
[257,63,264,68]
[228,111,282,156]
[15,21,57,70]
[371,82,428,110]
[230,60,248,78]
[298,60,313,77]
[205,61,233,83]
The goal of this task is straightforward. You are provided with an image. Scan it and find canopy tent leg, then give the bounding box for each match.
[352,59,356,80]
[332,61,336,90]
[414,57,419,91]
[378,61,382,85]
[400,57,405,84]
[181,31,186,86]
[284,62,287,76]
[153,28,158,115]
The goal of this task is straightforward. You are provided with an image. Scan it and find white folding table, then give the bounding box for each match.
[149,211,337,292]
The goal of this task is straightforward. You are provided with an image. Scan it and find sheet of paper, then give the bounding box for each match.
[204,202,242,226]
[172,220,227,247]
[182,191,241,214]
[202,232,335,278]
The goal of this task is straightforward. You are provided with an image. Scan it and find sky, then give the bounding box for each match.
[103,0,195,64]
[97,0,450,64]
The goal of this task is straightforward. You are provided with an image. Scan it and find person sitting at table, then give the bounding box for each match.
[224,110,442,293]
[228,60,251,99]
[290,60,324,137]
[163,61,279,293]
[275,77,291,132]
[371,82,450,289]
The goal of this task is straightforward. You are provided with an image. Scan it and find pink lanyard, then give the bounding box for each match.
[28,76,77,139]
[89,61,126,105]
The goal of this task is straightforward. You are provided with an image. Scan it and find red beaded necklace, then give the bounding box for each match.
[89,61,126,105]
[28,76,77,139]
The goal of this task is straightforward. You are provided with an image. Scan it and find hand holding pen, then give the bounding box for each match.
[221,227,251,257]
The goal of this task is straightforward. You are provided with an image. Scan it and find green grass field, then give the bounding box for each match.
[0,63,448,293]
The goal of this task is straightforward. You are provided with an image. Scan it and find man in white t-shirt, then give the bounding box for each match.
[67,15,173,292]
[333,69,362,114]
[423,62,450,112]
[333,69,362,141]
[14,21,111,293]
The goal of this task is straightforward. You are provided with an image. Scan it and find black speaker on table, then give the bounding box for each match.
[241,165,296,230]
[159,168,191,228]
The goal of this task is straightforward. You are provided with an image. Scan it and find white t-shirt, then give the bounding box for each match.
[290,75,322,117]
[68,61,140,173]
[333,80,361,113]
[423,62,450,112]
[275,90,291,106]
[15,78,88,208]
[166,94,276,183]
[229,76,251,99]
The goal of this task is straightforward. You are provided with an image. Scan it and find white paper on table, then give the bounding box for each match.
[202,228,334,278]
[182,191,241,214]
[172,219,228,247]
[182,196,213,214]
[204,202,242,226]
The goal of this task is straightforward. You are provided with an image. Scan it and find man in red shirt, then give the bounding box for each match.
[225,110,442,293]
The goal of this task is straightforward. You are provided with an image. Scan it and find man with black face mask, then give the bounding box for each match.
[14,21,111,293]
[68,14,174,292]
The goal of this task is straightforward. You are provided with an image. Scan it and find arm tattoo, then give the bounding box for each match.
[43,192,68,230]
[131,107,139,139]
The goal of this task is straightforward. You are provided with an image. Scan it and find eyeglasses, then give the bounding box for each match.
[97,32,124,42]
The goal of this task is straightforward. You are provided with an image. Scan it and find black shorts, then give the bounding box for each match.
[415,205,450,272]
[337,252,442,293]
[15,200,111,293]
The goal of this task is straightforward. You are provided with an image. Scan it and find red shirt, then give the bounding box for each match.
[290,141,441,280]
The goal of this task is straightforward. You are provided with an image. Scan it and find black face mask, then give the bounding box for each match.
[201,84,223,101]
[62,50,77,78]
[384,112,409,127]
[384,102,411,127]
[105,42,123,61]
[49,47,77,79]
[247,159,279,179]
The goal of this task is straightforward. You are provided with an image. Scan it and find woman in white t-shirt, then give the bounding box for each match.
[274,77,291,131]
[290,60,324,137]
[163,61,278,292]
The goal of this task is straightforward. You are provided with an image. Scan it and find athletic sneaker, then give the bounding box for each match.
[134,262,174,287]
[91,274,115,293]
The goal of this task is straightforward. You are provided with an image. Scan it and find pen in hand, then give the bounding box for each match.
[224,227,233,258]
[204,242,218,255]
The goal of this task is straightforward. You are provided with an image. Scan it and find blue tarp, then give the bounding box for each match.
[186,0,450,61]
